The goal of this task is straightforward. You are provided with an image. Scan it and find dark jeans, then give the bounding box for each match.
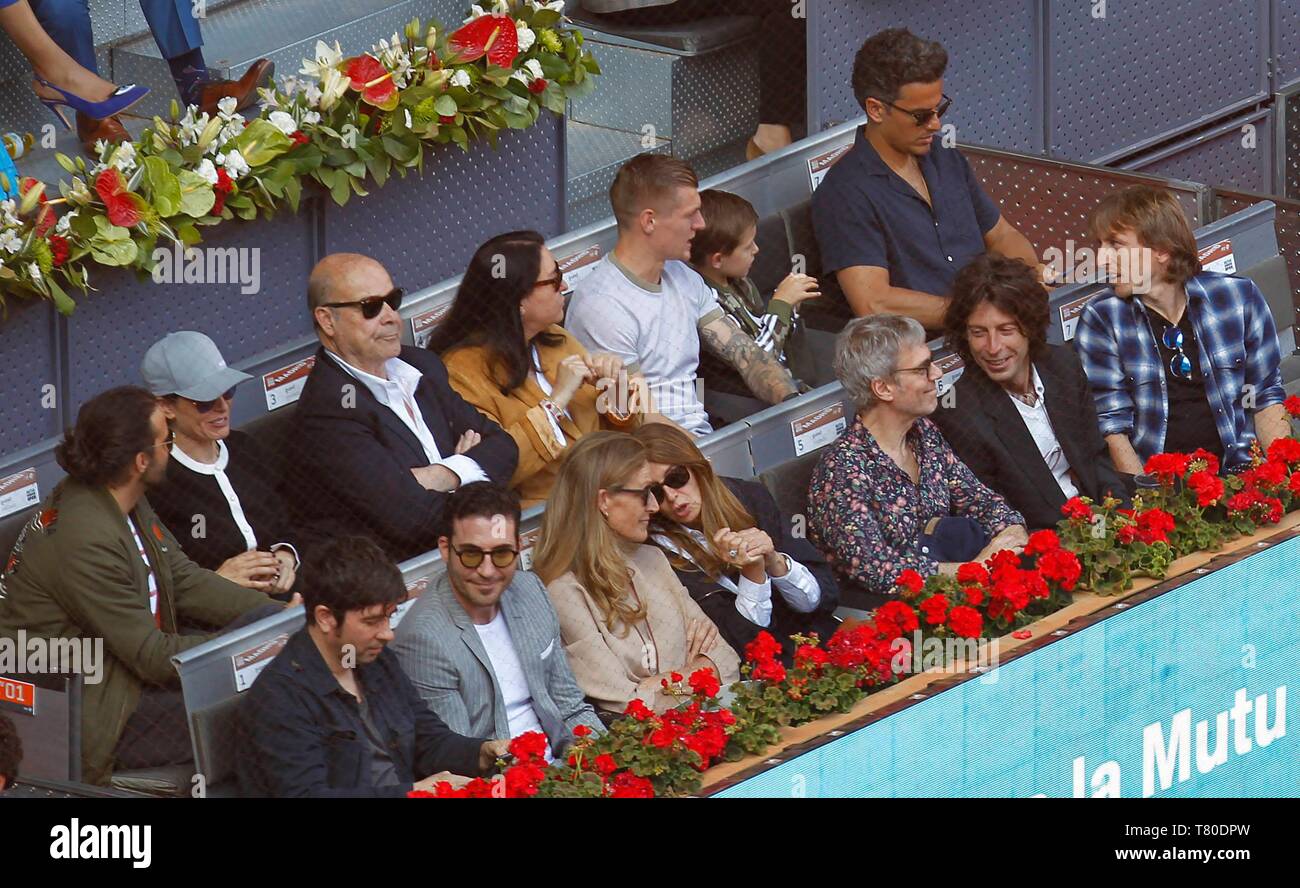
[112,603,284,772]
[594,0,807,131]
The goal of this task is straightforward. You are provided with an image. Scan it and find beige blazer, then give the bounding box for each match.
[546,544,741,714]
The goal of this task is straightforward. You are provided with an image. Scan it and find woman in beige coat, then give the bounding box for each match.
[534,432,740,715]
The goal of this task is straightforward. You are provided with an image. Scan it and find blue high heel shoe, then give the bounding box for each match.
[33,76,149,131]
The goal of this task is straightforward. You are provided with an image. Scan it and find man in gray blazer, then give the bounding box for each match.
[391,483,603,758]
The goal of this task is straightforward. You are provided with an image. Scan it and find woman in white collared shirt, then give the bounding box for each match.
[141,331,298,596]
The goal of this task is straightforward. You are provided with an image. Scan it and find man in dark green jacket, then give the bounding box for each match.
[0,386,276,785]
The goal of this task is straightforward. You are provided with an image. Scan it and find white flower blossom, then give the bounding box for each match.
[221,149,250,179]
[196,159,219,185]
[28,262,41,283]
[1,199,18,227]
[524,59,544,80]
[301,109,321,126]
[217,95,239,118]
[529,0,567,11]
[303,82,323,107]
[0,229,22,254]
[55,210,75,234]
[464,4,487,21]
[450,69,472,89]
[516,23,536,53]
[110,140,137,173]
[404,108,413,128]
[318,67,349,111]
[268,110,298,136]
[300,40,344,79]
[93,139,109,158]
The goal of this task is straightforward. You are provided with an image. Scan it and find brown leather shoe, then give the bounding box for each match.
[196,58,275,116]
[77,112,129,156]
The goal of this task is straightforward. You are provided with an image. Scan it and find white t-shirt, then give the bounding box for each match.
[127,517,159,619]
[474,611,550,760]
[566,255,724,436]
[1008,364,1079,500]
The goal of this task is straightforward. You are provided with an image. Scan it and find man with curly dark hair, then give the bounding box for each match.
[0,712,21,791]
[813,28,1040,330]
[932,254,1129,529]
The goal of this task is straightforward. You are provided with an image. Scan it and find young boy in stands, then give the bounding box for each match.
[238,535,509,798]
[566,154,800,436]
[812,28,1040,329]
[1075,186,1290,473]
[690,189,822,369]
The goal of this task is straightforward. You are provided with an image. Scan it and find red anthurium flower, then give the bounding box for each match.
[448,14,520,67]
[344,54,399,109]
[94,167,143,228]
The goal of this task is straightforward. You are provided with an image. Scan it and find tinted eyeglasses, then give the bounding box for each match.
[1162,325,1194,380]
[609,465,692,508]
[322,286,404,320]
[895,358,936,376]
[532,272,565,292]
[875,94,953,126]
[149,430,176,452]
[191,387,236,414]
[451,545,519,569]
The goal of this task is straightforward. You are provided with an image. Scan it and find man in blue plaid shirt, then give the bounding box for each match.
[1075,186,1290,474]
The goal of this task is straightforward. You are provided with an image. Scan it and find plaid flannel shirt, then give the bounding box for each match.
[1075,272,1285,469]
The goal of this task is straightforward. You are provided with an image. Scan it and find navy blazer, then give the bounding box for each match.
[237,628,488,798]
[286,346,519,562]
[932,345,1131,531]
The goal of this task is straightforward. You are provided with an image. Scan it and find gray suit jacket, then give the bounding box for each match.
[391,570,604,755]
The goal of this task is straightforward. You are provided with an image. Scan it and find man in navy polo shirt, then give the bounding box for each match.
[813,28,1041,331]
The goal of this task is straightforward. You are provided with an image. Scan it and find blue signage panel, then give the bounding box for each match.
[715,538,1299,798]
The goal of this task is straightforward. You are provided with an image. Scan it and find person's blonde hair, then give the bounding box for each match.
[632,424,756,579]
[1087,186,1202,285]
[609,154,698,231]
[533,431,650,636]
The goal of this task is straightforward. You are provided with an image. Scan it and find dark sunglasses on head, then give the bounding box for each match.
[451,545,519,569]
[191,387,237,414]
[875,94,953,126]
[322,286,404,320]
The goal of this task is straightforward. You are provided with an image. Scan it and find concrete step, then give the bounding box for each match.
[565,119,670,229]
[110,0,468,119]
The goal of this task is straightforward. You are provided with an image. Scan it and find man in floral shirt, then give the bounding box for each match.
[808,315,1027,607]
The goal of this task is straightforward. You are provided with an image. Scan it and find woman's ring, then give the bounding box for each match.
[728,548,738,558]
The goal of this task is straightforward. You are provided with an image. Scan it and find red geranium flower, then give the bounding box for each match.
[48,234,69,267]
[527,77,548,94]
[1289,472,1300,495]
[1189,448,1221,476]
[344,54,398,108]
[1267,436,1300,466]
[623,699,654,721]
[507,730,548,763]
[94,167,143,227]
[962,585,985,607]
[894,568,925,597]
[1037,547,1082,591]
[956,562,989,586]
[682,725,728,764]
[1061,496,1093,521]
[648,726,679,749]
[687,668,720,698]
[1247,459,1288,490]
[1144,452,1192,483]
[794,644,829,671]
[593,754,617,776]
[572,724,593,739]
[447,14,520,67]
[608,772,655,798]
[946,605,983,639]
[1187,469,1225,507]
[289,130,310,147]
[743,631,782,665]
[504,761,546,798]
[750,658,786,683]
[1116,524,1139,545]
[1284,395,1300,418]
[1134,508,1175,545]
[211,167,234,216]
[1023,529,1060,556]
[918,593,949,626]
[875,600,919,639]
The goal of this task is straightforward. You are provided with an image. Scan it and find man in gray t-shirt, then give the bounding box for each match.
[567,155,797,435]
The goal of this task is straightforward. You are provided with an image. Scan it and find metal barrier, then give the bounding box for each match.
[0,671,81,784]
[1215,188,1300,342]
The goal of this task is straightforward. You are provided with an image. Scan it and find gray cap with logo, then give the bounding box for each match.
[141,331,252,400]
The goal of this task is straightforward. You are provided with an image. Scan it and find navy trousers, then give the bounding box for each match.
[30,0,202,73]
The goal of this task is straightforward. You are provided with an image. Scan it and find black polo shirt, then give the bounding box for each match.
[812,125,1002,299]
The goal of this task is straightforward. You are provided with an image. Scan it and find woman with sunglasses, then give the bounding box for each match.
[140,331,298,596]
[632,424,840,663]
[533,432,740,716]
[429,230,671,507]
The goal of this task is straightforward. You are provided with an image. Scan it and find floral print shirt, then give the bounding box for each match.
[807,416,1024,597]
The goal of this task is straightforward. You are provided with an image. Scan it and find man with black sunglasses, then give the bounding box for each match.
[392,483,602,759]
[1076,187,1290,473]
[812,28,1040,329]
[289,253,518,562]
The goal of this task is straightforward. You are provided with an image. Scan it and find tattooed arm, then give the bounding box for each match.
[698,314,798,405]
